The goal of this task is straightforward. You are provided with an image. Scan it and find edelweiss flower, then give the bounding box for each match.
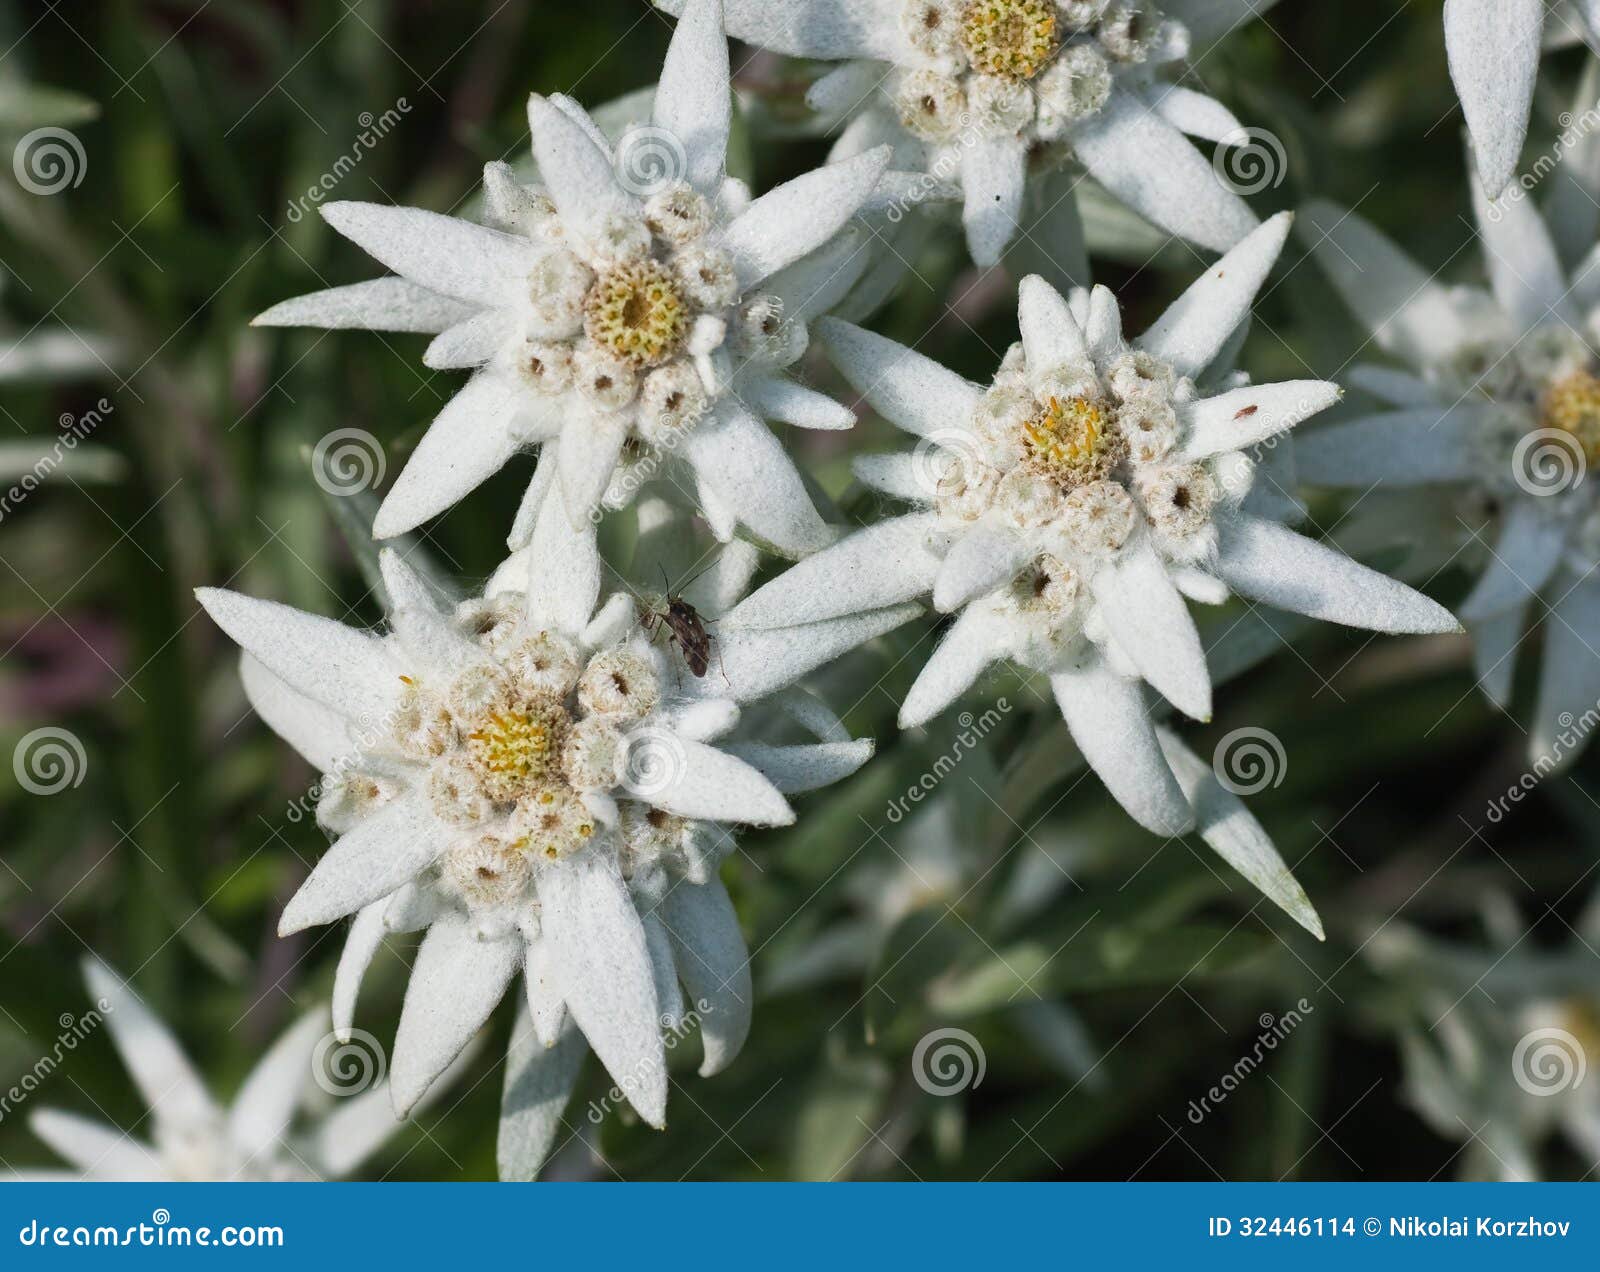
[1445,0,1598,199]
[1297,182,1600,771]
[726,213,1458,838]
[196,485,891,1179]
[18,959,456,1182]
[659,0,1271,266]
[256,0,890,557]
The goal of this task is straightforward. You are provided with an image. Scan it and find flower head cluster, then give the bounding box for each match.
[1297,179,1600,770]
[258,0,893,557]
[661,0,1270,265]
[727,213,1458,840]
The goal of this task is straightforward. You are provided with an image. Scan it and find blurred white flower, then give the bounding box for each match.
[17,959,456,1182]
[727,212,1455,861]
[256,0,890,558]
[657,0,1276,268]
[1298,172,1600,773]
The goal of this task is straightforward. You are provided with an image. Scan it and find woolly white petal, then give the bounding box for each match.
[1216,515,1462,634]
[1472,605,1527,709]
[1294,407,1491,487]
[762,225,872,323]
[1471,164,1577,332]
[1144,84,1242,142]
[1180,381,1342,459]
[1459,501,1567,623]
[372,370,526,539]
[653,0,731,193]
[1093,541,1213,721]
[557,410,628,528]
[899,604,1005,728]
[279,792,445,936]
[1050,663,1194,837]
[1346,365,1443,408]
[1445,0,1543,199]
[1298,201,1472,365]
[642,911,685,1030]
[659,879,751,1075]
[423,309,516,369]
[962,135,1027,268]
[728,512,943,629]
[667,698,741,743]
[320,202,533,305]
[197,588,400,724]
[1156,731,1324,939]
[720,147,891,289]
[528,95,641,247]
[1164,0,1282,45]
[239,654,354,772]
[933,521,1027,613]
[391,917,520,1116]
[1018,274,1092,372]
[83,958,219,1134]
[1084,285,1123,363]
[228,1010,328,1161]
[682,400,831,556]
[334,901,388,1044]
[498,1004,586,1181]
[645,739,794,826]
[525,445,603,638]
[253,278,476,333]
[1073,89,1256,254]
[712,604,923,701]
[28,1111,165,1181]
[1138,212,1291,378]
[723,739,875,793]
[383,556,486,676]
[817,318,982,437]
[538,847,666,1128]
[742,376,855,430]
[1530,573,1600,770]
[852,451,926,500]
[669,0,904,59]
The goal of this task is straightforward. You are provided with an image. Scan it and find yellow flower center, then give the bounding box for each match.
[584,259,690,367]
[508,786,596,861]
[1020,394,1121,488]
[1540,370,1600,464]
[463,694,570,804]
[960,0,1058,80]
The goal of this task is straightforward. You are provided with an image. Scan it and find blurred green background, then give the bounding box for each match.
[1,0,1598,1181]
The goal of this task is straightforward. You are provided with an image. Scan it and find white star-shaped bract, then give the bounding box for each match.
[19,959,453,1182]
[658,0,1275,268]
[1297,174,1600,772]
[1445,0,1599,200]
[725,211,1458,845]
[196,476,900,1179]
[256,0,892,558]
